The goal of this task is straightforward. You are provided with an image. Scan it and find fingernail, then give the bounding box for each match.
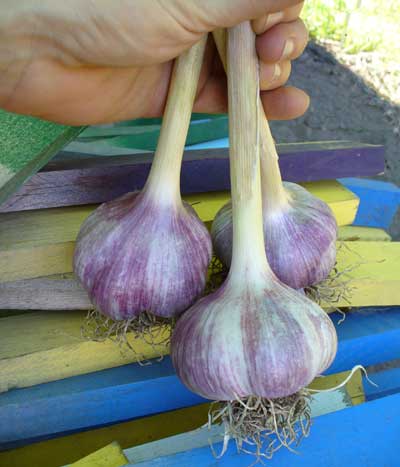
[282,39,295,59]
[265,11,284,29]
[272,63,281,82]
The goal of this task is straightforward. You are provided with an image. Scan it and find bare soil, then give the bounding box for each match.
[270,41,400,239]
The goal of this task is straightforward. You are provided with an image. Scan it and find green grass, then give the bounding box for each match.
[302,0,400,59]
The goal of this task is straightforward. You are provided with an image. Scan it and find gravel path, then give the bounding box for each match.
[270,41,400,238]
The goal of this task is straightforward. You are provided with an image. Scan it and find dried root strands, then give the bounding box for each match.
[74,36,212,332]
[81,308,171,360]
[208,391,311,460]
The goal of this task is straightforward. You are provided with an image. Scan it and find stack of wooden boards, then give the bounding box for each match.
[1,129,400,467]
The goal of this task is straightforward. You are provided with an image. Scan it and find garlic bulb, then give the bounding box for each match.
[211,181,337,289]
[74,36,211,321]
[171,23,337,456]
[74,192,211,320]
[211,29,337,290]
[172,272,337,400]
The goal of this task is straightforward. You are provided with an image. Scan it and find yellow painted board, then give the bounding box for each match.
[0,205,96,250]
[0,241,399,392]
[0,181,359,283]
[0,180,358,250]
[0,311,170,392]
[338,226,392,242]
[0,371,363,467]
[185,180,358,228]
[300,180,359,226]
[70,442,128,467]
[324,241,400,308]
[0,242,75,282]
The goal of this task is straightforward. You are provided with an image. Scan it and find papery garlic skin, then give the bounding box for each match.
[74,191,212,320]
[211,182,337,289]
[171,272,337,400]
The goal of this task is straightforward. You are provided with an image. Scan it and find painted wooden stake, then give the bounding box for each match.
[0,110,83,205]
[337,225,391,241]
[0,181,359,284]
[0,141,383,213]
[0,363,364,450]
[0,405,211,467]
[123,393,400,466]
[340,177,400,229]
[70,442,128,467]
[0,303,399,396]
[1,240,399,310]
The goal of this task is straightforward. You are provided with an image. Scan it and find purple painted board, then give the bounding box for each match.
[0,141,384,213]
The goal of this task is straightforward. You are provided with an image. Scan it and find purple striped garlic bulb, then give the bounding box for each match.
[211,181,337,289]
[172,23,338,457]
[74,191,211,320]
[171,272,337,400]
[210,28,337,291]
[74,36,211,321]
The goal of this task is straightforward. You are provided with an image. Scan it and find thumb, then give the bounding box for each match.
[179,0,304,31]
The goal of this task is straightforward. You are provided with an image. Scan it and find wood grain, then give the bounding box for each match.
[0,277,91,310]
[0,141,383,213]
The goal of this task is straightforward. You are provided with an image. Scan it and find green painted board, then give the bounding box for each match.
[0,110,83,205]
[77,115,228,151]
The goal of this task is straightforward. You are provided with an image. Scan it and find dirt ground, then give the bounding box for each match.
[270,42,400,239]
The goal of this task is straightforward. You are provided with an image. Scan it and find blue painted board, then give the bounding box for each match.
[1,307,400,449]
[130,392,400,467]
[0,358,206,450]
[327,307,400,375]
[364,365,400,401]
[339,178,400,229]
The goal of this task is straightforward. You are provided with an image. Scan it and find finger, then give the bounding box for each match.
[188,0,304,30]
[259,60,291,91]
[256,18,309,63]
[252,3,304,35]
[193,69,309,121]
[261,86,310,120]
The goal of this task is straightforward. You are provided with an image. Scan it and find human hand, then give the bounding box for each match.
[0,0,309,125]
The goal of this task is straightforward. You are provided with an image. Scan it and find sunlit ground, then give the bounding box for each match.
[302,0,400,104]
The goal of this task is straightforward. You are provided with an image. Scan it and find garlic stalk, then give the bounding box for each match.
[211,29,337,289]
[171,23,337,457]
[74,36,212,321]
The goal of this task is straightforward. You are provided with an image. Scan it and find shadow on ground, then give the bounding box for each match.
[271,42,400,239]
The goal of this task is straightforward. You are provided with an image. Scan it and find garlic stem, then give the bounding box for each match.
[144,35,207,204]
[226,22,272,281]
[213,29,288,212]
